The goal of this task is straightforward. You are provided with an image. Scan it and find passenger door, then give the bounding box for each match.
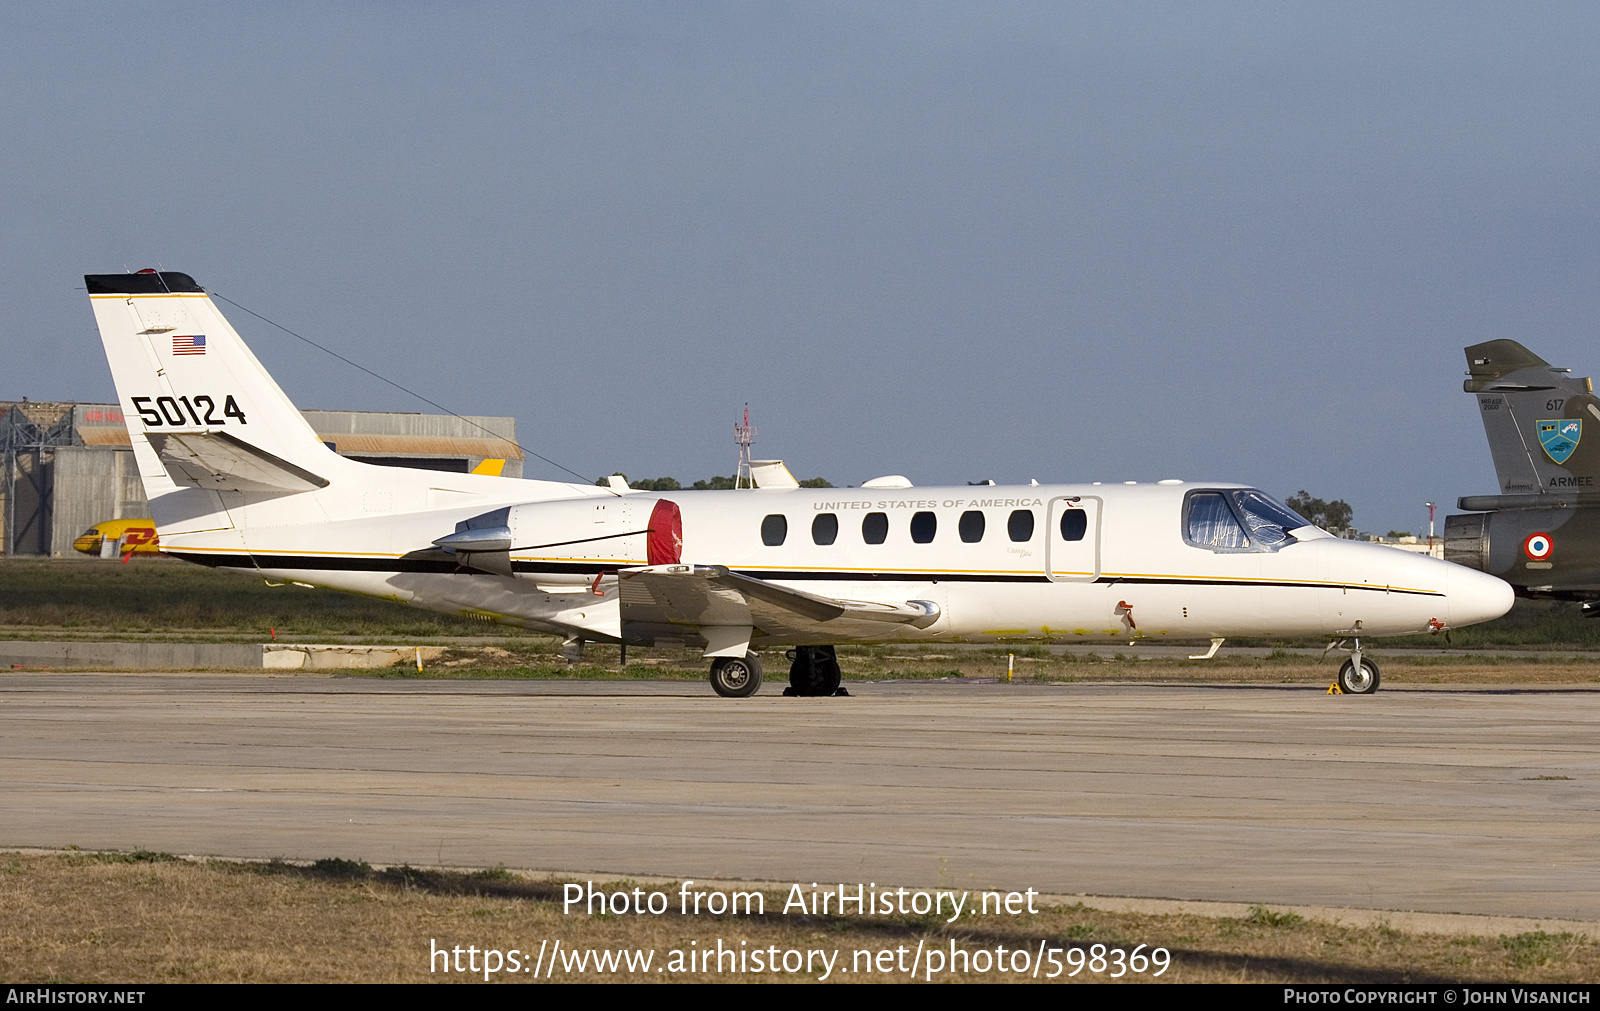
[1046,496,1101,582]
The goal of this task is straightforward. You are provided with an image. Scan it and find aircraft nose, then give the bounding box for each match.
[1445,563,1514,628]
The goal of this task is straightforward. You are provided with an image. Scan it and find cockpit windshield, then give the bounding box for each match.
[1234,490,1311,546]
[1184,489,1313,552]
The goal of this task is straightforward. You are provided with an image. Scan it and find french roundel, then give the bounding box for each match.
[1524,532,1554,561]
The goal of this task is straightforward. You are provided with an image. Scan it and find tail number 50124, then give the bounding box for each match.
[131,395,247,427]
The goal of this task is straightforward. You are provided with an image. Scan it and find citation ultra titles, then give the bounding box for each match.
[85,270,1513,696]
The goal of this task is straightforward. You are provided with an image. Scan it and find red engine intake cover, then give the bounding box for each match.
[647,499,683,565]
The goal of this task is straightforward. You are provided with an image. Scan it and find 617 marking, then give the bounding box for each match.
[132,395,247,427]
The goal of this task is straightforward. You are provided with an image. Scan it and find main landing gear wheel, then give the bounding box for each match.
[784,645,845,697]
[709,653,763,698]
[1338,657,1381,694]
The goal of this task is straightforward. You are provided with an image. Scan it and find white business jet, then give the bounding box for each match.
[86,270,1512,696]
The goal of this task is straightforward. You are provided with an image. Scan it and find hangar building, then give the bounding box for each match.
[0,401,522,556]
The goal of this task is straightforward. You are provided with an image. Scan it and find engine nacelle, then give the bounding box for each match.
[438,496,683,583]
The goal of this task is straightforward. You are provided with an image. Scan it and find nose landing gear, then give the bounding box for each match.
[1325,636,1381,694]
[1337,655,1381,694]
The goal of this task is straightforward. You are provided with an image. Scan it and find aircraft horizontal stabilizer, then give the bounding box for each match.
[148,430,330,493]
[618,564,940,649]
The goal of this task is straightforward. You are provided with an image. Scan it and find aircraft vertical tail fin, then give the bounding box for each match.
[1463,340,1600,497]
[85,270,347,499]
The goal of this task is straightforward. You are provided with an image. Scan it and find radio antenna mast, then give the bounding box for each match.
[735,405,757,489]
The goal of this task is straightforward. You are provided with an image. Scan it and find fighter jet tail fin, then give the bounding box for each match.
[1462,340,1600,499]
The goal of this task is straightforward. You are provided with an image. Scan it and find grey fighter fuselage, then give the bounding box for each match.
[1447,339,1600,599]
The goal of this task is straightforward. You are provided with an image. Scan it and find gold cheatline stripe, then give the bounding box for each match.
[1103,571,1441,595]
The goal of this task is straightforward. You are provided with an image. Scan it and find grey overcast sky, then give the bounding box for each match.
[4,2,1598,533]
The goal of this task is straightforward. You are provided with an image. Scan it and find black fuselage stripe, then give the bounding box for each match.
[171,552,463,573]
[164,552,1443,596]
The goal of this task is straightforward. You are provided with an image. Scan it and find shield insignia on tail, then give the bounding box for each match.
[1538,418,1582,464]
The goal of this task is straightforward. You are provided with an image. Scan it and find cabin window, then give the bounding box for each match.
[959,510,985,543]
[1185,492,1249,550]
[1007,509,1035,542]
[862,512,889,544]
[1059,509,1088,542]
[761,514,788,546]
[910,511,937,544]
[812,513,839,545]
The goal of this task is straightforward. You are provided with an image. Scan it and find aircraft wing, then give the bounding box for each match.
[147,430,330,493]
[617,564,940,654]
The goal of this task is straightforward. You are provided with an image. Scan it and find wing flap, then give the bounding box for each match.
[617,564,940,648]
[711,569,939,626]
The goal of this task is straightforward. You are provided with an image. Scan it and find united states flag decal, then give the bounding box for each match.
[172,335,206,355]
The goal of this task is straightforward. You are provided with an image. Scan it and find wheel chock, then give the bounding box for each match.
[1326,683,1343,695]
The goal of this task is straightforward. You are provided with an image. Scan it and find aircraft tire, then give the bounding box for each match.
[788,646,842,697]
[819,661,842,695]
[1337,657,1381,694]
[710,653,763,698]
